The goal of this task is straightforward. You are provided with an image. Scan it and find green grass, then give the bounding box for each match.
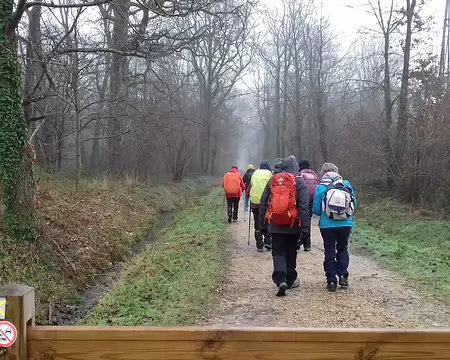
[351,190,450,299]
[0,174,219,322]
[83,188,226,326]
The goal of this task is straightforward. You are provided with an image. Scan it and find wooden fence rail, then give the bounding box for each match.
[1,283,450,360]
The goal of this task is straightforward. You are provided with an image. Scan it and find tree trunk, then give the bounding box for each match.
[396,0,416,170]
[383,31,395,185]
[108,0,130,175]
[274,58,281,157]
[0,0,37,241]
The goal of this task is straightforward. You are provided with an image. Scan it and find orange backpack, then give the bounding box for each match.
[265,173,300,227]
[223,172,241,197]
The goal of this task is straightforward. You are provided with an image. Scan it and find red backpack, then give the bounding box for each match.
[297,169,318,201]
[265,173,300,227]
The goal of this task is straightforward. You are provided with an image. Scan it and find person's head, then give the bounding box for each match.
[280,156,299,175]
[320,162,338,177]
[247,164,254,171]
[274,158,283,174]
[259,160,272,171]
[231,166,238,171]
[298,159,311,171]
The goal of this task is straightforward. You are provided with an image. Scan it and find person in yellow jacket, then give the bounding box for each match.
[249,160,273,252]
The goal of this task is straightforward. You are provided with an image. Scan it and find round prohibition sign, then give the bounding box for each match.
[0,321,17,348]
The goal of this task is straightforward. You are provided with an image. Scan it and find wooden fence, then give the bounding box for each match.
[1,283,450,360]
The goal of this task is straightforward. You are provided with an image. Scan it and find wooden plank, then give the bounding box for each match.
[28,338,450,360]
[28,326,450,343]
[28,327,450,360]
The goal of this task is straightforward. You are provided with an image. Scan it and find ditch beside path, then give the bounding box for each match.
[202,218,450,328]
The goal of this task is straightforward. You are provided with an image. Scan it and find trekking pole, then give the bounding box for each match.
[247,201,252,245]
[222,194,226,221]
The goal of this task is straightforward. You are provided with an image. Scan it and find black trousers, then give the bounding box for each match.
[298,201,313,249]
[252,207,270,248]
[271,233,299,287]
[227,198,239,220]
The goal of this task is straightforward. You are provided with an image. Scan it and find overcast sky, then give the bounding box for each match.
[260,0,446,54]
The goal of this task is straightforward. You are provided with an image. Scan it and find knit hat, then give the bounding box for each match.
[298,160,311,171]
[247,164,254,170]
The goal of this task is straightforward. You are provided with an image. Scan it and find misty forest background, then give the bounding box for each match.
[0,0,450,240]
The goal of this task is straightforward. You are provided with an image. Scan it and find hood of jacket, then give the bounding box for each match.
[230,167,240,174]
[280,156,299,175]
[259,160,272,171]
[273,158,283,174]
[320,171,342,184]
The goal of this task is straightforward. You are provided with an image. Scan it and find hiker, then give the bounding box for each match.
[313,162,357,292]
[249,161,272,252]
[296,160,319,252]
[242,164,255,215]
[222,166,246,223]
[259,156,311,296]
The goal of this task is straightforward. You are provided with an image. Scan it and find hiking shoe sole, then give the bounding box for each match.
[257,248,264,252]
[276,282,288,297]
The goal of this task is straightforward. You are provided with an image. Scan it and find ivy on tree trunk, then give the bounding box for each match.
[0,0,37,241]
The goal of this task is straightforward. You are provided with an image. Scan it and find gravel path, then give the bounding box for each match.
[202,217,450,328]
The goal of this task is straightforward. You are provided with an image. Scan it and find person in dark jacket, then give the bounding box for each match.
[242,164,255,214]
[259,156,311,296]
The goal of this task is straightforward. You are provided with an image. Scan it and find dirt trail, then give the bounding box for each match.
[203,217,450,328]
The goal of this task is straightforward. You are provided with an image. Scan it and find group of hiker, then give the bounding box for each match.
[222,156,356,296]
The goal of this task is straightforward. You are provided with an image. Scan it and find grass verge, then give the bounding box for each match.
[0,174,218,321]
[351,188,450,300]
[83,188,226,326]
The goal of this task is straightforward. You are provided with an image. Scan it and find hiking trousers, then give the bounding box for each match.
[320,227,351,284]
[243,191,250,212]
[226,198,240,220]
[271,234,299,287]
[298,201,313,250]
[252,207,270,249]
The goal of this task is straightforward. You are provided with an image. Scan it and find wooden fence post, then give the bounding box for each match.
[0,283,35,360]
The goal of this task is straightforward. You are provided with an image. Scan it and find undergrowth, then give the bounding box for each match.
[83,188,226,326]
[0,174,217,321]
[351,186,450,300]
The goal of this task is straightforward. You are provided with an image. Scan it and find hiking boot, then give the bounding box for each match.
[255,230,263,250]
[304,247,311,252]
[233,219,237,222]
[264,237,272,250]
[339,276,349,287]
[327,283,337,292]
[257,247,264,253]
[276,282,288,297]
[228,215,232,224]
[288,278,300,289]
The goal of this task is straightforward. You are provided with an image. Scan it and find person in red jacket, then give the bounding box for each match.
[222,166,246,223]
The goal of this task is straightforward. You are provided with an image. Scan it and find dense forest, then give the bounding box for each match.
[0,0,449,240]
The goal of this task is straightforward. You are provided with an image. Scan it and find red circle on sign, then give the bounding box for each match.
[0,321,17,348]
